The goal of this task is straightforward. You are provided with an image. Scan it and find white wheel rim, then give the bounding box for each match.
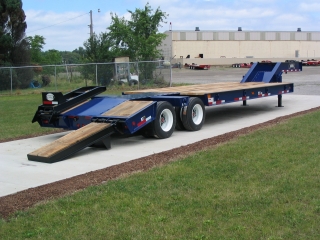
[160,109,173,132]
[192,104,203,125]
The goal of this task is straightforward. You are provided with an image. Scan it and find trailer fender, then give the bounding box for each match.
[141,101,176,139]
[182,97,205,131]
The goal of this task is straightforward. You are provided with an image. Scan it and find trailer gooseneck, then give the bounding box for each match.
[27,62,301,163]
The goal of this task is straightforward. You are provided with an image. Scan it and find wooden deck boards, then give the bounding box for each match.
[102,100,153,117]
[124,82,292,95]
[28,122,111,158]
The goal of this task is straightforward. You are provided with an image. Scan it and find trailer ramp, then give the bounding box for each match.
[28,122,114,163]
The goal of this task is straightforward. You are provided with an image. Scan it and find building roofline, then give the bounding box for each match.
[164,30,320,33]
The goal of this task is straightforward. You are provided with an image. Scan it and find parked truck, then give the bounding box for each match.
[28,62,302,163]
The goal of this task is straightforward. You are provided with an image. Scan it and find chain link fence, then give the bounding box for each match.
[0,60,172,95]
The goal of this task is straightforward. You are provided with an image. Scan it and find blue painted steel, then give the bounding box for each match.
[62,97,127,117]
[59,96,157,133]
[139,95,189,107]
[59,97,127,129]
[200,83,294,106]
[122,102,157,134]
[89,101,157,134]
[241,62,302,83]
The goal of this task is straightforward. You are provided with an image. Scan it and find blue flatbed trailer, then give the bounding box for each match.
[28,62,301,163]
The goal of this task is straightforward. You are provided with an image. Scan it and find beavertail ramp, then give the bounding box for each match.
[28,100,156,163]
[27,122,114,163]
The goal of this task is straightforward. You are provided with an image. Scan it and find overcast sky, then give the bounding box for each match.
[23,0,320,51]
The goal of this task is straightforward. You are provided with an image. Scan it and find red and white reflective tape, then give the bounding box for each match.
[43,101,58,105]
[212,100,225,105]
[258,91,271,97]
[278,90,290,94]
[137,116,151,127]
[282,69,301,72]
[234,96,250,101]
[208,97,225,105]
[208,97,214,106]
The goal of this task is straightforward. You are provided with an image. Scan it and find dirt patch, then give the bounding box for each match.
[1,106,320,219]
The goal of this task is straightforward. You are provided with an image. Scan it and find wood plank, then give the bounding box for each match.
[123,82,292,96]
[28,122,111,158]
[102,100,153,117]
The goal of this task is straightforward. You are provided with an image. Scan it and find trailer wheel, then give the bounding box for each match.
[174,107,185,130]
[181,97,205,131]
[142,101,176,139]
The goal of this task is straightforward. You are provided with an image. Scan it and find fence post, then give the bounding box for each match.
[10,67,13,94]
[137,61,140,89]
[170,60,172,87]
[95,64,98,85]
[65,63,70,82]
[55,65,57,91]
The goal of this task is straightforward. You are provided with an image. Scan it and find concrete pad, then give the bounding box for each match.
[1,94,320,197]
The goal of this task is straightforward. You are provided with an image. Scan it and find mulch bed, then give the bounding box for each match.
[1,106,319,219]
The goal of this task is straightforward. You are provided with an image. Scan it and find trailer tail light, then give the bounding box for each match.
[207,94,213,105]
[43,93,58,105]
[42,119,49,124]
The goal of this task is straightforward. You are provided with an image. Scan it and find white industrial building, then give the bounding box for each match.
[159,28,320,65]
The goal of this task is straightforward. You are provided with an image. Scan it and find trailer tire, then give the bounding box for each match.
[142,101,176,139]
[181,97,205,131]
[174,107,185,130]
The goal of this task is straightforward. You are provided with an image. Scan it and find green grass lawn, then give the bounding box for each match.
[0,105,319,239]
[0,94,64,141]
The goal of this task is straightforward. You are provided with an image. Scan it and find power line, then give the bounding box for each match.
[26,12,90,34]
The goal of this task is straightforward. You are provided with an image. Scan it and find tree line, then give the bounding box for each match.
[0,0,168,90]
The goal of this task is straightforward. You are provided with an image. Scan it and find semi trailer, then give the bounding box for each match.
[28,61,301,163]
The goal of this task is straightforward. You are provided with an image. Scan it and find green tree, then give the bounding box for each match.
[61,50,82,64]
[73,47,86,60]
[108,3,168,61]
[107,3,168,82]
[83,32,116,63]
[26,35,45,63]
[82,33,117,84]
[0,0,33,90]
[43,49,61,64]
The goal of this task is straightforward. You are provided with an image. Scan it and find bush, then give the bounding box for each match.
[42,75,51,86]
[0,67,34,90]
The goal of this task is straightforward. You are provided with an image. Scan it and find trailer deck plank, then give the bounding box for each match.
[28,122,111,158]
[124,82,292,95]
[102,100,153,117]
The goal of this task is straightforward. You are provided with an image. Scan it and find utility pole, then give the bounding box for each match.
[89,10,93,37]
[89,9,100,37]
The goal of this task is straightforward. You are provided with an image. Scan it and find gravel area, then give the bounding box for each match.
[1,66,319,219]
